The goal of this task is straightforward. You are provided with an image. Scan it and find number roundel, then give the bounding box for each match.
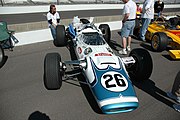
[101,71,128,92]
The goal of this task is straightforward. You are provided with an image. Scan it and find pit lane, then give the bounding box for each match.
[0,30,180,120]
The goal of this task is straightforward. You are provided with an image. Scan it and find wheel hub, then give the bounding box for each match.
[152,35,159,50]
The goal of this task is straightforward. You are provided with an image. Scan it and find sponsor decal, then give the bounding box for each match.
[101,71,128,92]
[78,47,82,54]
[95,53,112,56]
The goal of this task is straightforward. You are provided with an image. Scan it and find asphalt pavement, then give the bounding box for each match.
[0,30,180,120]
[1,8,180,24]
[1,9,121,24]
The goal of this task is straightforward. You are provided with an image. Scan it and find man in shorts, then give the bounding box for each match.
[119,0,137,55]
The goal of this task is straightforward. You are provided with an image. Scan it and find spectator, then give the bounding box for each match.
[136,3,142,14]
[136,3,142,18]
[119,0,137,55]
[154,0,164,17]
[47,4,60,40]
[139,0,154,41]
[167,71,180,112]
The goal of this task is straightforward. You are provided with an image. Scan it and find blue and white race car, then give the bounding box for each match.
[43,17,153,114]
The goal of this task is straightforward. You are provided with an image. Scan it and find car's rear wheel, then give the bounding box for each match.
[151,32,168,52]
[128,48,153,81]
[44,53,62,90]
[99,24,111,43]
[0,45,5,68]
[54,25,67,47]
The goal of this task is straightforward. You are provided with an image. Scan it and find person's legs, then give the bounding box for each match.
[119,36,127,55]
[173,104,180,112]
[49,25,56,40]
[127,21,135,51]
[127,36,131,51]
[172,71,180,99]
[139,18,151,41]
[167,71,180,103]
[119,22,130,55]
[122,37,127,49]
[158,12,162,17]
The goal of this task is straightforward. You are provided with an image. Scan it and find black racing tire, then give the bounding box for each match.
[54,25,67,47]
[128,48,153,81]
[99,24,111,43]
[44,53,62,90]
[0,45,5,68]
[133,19,141,37]
[151,32,168,52]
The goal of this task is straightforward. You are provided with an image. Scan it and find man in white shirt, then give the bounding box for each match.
[47,4,60,40]
[139,0,154,41]
[119,0,137,55]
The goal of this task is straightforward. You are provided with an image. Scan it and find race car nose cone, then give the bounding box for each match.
[101,102,139,114]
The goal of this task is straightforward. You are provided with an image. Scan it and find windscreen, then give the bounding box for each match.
[81,32,105,45]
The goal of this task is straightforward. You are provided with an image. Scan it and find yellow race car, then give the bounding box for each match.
[134,16,180,59]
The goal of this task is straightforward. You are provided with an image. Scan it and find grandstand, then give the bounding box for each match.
[1,0,180,6]
[2,0,101,4]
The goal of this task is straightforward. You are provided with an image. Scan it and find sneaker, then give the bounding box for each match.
[173,104,180,112]
[118,49,127,55]
[167,92,180,103]
[142,39,146,42]
[127,46,131,51]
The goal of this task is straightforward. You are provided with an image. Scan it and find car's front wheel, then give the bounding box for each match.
[99,24,111,43]
[0,45,5,68]
[44,53,62,90]
[128,48,153,81]
[54,25,67,47]
[151,32,168,52]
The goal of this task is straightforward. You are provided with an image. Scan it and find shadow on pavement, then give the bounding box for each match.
[67,42,103,114]
[132,79,174,109]
[63,80,81,87]
[77,74,103,114]
[109,39,122,51]
[162,54,180,61]
[162,54,174,61]
[28,111,51,120]
[140,42,179,61]
[140,42,154,52]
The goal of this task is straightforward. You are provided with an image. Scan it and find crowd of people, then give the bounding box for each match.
[119,0,165,54]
